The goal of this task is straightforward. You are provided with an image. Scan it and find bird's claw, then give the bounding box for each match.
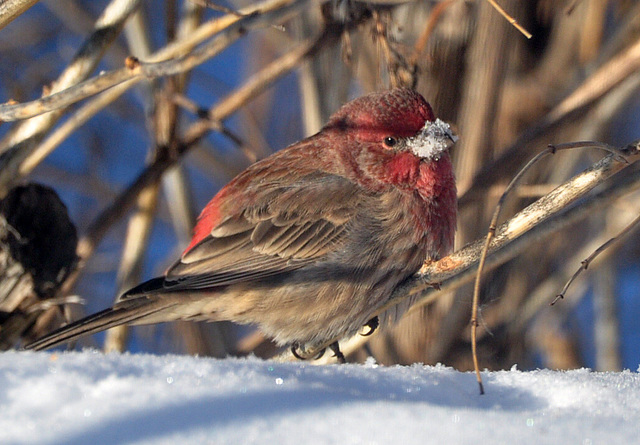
[290,341,346,364]
[329,341,346,364]
[360,316,379,336]
[291,342,326,361]
[427,281,441,290]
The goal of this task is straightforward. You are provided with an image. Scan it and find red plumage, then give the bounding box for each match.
[27,88,457,357]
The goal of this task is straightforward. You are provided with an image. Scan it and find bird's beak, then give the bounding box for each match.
[446,126,459,144]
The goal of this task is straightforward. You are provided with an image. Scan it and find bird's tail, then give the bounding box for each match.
[24,297,170,351]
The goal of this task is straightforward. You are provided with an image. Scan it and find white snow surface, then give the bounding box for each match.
[1,351,639,445]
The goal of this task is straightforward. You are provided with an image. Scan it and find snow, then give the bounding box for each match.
[408,118,456,159]
[1,351,639,445]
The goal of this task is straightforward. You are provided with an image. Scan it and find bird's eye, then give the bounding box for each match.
[384,137,397,148]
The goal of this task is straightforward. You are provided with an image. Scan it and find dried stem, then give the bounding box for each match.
[470,140,630,393]
[0,0,309,197]
[552,211,640,306]
[105,184,160,352]
[0,1,306,122]
[104,5,167,353]
[460,33,640,202]
[409,0,455,73]
[485,0,532,39]
[0,0,39,31]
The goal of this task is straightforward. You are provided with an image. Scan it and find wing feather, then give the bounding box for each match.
[160,172,364,291]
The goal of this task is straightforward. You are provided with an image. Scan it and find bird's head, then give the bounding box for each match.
[324,88,457,164]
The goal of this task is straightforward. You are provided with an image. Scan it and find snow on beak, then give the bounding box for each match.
[407,119,457,161]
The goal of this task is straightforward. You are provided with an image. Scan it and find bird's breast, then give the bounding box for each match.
[412,154,457,258]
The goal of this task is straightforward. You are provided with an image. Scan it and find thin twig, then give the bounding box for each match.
[19,80,136,178]
[470,140,630,393]
[551,212,640,305]
[409,0,455,71]
[0,0,306,122]
[459,21,640,202]
[0,0,309,197]
[485,0,532,39]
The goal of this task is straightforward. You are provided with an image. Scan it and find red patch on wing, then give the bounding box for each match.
[183,193,224,255]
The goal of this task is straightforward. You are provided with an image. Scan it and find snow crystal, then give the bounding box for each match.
[408,118,457,160]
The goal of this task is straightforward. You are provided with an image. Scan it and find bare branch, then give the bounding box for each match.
[0,0,141,198]
[0,0,39,31]
[0,0,310,197]
[485,0,531,39]
[470,140,630,394]
[0,0,140,140]
[0,0,308,122]
[552,212,640,305]
[460,34,640,201]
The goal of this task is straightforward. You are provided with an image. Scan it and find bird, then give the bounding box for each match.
[25,88,457,361]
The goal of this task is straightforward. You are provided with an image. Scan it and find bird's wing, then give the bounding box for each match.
[155,172,364,292]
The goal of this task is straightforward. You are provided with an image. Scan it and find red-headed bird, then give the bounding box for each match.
[26,88,457,360]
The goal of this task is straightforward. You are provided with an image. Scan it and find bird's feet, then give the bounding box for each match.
[360,316,379,336]
[428,281,441,290]
[329,341,346,364]
[290,342,326,361]
[290,341,346,364]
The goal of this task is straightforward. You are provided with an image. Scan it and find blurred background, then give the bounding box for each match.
[0,0,638,372]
